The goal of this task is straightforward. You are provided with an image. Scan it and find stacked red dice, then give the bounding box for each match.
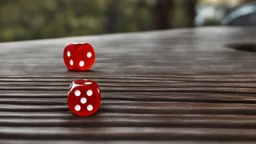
[67,79,101,116]
[63,42,95,71]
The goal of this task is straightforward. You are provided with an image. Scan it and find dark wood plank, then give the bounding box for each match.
[0,141,255,144]
[0,27,256,143]
[1,127,256,141]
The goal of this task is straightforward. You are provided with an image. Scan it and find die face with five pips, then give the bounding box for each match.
[63,43,95,71]
[67,79,101,116]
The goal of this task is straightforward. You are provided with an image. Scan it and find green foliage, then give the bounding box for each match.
[2,0,239,42]
[0,0,153,42]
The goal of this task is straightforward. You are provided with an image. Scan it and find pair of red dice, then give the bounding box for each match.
[63,43,100,116]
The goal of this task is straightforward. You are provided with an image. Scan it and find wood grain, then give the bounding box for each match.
[0,27,256,143]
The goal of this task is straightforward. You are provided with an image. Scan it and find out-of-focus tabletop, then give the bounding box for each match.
[0,27,256,143]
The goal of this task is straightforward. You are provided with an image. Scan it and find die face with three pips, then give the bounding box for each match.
[63,42,95,71]
[67,79,101,116]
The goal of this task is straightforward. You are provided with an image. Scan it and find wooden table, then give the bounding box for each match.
[0,27,255,144]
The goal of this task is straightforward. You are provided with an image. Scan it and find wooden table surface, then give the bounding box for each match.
[0,27,256,144]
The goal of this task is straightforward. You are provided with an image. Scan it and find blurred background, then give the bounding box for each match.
[0,0,255,42]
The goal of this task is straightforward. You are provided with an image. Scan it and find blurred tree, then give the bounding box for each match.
[135,0,153,31]
[153,0,173,29]
[184,0,197,27]
[105,0,119,33]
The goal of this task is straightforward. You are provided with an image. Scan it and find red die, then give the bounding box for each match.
[63,42,95,71]
[67,79,101,116]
